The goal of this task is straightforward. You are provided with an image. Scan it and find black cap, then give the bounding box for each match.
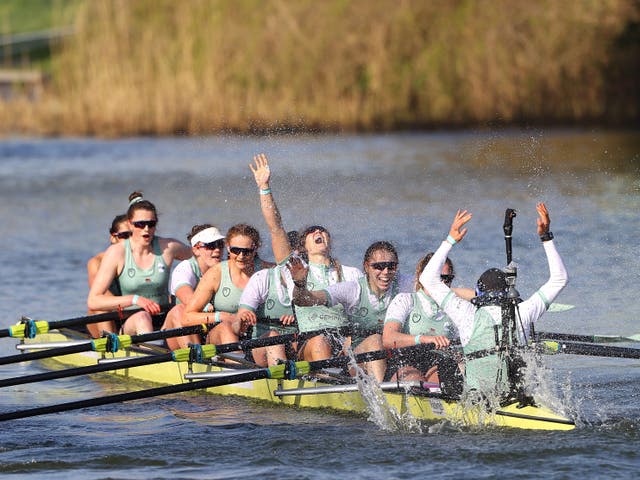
[476,268,507,294]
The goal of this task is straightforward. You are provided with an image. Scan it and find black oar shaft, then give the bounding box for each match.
[0,353,174,388]
[554,341,640,359]
[539,332,598,343]
[0,324,204,366]
[0,369,269,422]
[0,343,91,366]
[0,307,171,339]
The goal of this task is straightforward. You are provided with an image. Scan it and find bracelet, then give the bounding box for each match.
[132,294,139,306]
[540,231,554,242]
[215,311,221,323]
[446,235,457,246]
[259,188,272,195]
[204,303,213,312]
[415,334,422,345]
[201,323,208,334]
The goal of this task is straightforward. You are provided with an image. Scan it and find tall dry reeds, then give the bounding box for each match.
[1,0,638,136]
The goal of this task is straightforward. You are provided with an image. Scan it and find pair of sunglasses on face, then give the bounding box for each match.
[370,261,398,272]
[301,225,328,237]
[229,246,256,256]
[113,231,132,240]
[199,240,224,250]
[440,274,455,285]
[131,220,157,229]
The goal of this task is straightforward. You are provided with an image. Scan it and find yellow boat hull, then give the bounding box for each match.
[27,332,575,431]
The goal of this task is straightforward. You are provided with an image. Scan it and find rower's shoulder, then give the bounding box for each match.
[341,265,363,281]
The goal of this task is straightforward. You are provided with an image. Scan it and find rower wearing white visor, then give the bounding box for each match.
[419,203,568,397]
[162,224,225,350]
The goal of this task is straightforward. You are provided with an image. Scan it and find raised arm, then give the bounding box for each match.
[532,203,568,307]
[419,210,477,345]
[250,154,292,264]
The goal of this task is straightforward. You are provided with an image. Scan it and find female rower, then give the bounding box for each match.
[419,203,568,396]
[382,252,471,390]
[183,223,273,345]
[288,241,412,381]
[235,265,297,367]
[162,224,225,350]
[87,192,192,335]
[249,153,362,361]
[86,214,130,337]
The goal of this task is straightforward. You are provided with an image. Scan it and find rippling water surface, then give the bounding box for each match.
[0,129,639,478]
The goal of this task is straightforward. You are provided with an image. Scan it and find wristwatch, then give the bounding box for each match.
[540,231,554,242]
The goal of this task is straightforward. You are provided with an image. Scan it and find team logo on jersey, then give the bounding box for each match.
[222,287,231,297]
[157,264,165,272]
[266,299,275,310]
[355,307,368,318]
[307,282,315,290]
[410,313,422,324]
[127,268,136,278]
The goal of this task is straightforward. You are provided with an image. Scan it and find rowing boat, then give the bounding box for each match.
[20,328,575,431]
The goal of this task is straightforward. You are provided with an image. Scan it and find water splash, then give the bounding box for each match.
[345,350,423,433]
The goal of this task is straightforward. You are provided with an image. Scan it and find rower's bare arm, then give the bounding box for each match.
[166,237,193,261]
[452,287,475,301]
[250,153,292,263]
[184,266,222,326]
[174,284,195,306]
[87,244,134,311]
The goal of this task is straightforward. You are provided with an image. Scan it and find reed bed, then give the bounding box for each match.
[1,0,638,136]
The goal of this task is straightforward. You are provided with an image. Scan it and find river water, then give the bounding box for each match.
[0,129,638,478]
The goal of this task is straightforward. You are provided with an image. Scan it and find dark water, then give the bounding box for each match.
[0,129,639,478]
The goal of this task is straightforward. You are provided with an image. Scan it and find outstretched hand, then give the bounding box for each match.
[448,209,472,243]
[286,255,308,285]
[536,202,550,236]
[250,153,271,190]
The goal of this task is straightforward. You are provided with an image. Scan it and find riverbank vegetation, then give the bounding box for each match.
[1,0,638,136]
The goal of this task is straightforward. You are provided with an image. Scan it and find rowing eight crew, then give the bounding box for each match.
[86,156,567,397]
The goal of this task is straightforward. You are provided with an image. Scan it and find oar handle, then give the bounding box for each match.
[0,306,171,339]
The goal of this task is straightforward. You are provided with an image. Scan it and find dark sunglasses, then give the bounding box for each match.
[370,261,398,271]
[301,225,328,237]
[113,231,132,240]
[229,246,256,256]
[201,240,224,250]
[132,220,157,229]
[441,274,455,285]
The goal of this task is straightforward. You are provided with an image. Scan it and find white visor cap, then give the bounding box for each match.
[190,227,225,247]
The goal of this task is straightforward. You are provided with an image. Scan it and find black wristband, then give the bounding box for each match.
[540,231,554,242]
[293,280,306,288]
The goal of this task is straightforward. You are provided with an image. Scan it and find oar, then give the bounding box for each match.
[547,303,575,313]
[0,343,437,422]
[0,326,355,389]
[538,331,640,343]
[542,340,640,359]
[0,307,171,339]
[0,324,209,366]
